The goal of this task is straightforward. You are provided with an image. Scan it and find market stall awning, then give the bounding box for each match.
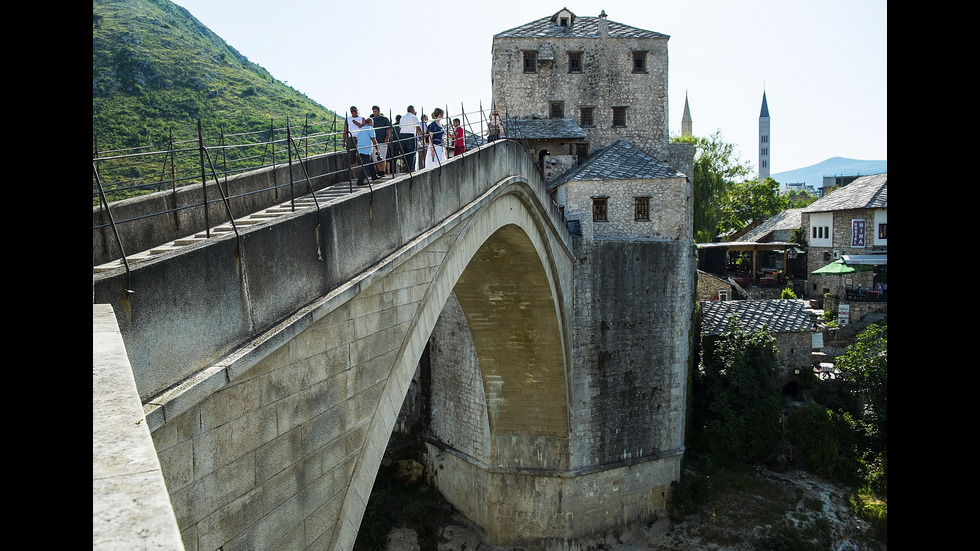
[811,259,875,275]
[841,254,887,266]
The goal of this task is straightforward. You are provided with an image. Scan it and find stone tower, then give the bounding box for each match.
[681,91,692,138]
[423,8,696,549]
[759,90,770,181]
[491,8,671,160]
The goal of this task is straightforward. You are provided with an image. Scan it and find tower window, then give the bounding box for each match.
[550,101,564,118]
[592,198,608,221]
[580,106,594,127]
[523,51,537,73]
[568,52,582,73]
[632,51,647,73]
[634,197,650,220]
[612,106,627,127]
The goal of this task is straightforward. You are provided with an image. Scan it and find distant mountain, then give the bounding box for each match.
[771,158,886,189]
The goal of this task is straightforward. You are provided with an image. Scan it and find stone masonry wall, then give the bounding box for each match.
[561,177,690,243]
[568,238,693,467]
[426,293,491,463]
[802,208,884,298]
[492,35,669,159]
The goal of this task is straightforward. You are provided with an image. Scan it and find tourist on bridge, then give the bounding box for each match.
[355,118,381,186]
[371,106,391,177]
[427,108,447,165]
[345,106,367,180]
[397,106,423,173]
[419,114,429,169]
[486,109,503,142]
[391,114,404,173]
[452,118,466,157]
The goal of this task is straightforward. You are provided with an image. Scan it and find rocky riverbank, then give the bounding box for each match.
[364,457,885,551]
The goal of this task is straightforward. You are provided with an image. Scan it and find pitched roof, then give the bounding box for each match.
[547,139,684,191]
[735,209,803,242]
[802,172,887,213]
[503,118,587,140]
[701,299,812,335]
[495,11,668,40]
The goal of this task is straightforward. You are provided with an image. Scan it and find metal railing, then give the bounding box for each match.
[93,103,508,278]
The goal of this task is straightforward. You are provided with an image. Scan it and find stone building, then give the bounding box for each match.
[802,172,887,298]
[491,8,674,163]
[547,138,690,243]
[406,7,697,548]
[700,299,813,390]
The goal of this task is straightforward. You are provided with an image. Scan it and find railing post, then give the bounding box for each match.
[287,116,295,211]
[197,119,210,237]
[94,163,131,292]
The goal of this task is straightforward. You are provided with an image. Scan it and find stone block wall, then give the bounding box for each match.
[802,207,885,298]
[492,35,669,158]
[567,238,693,468]
[560,177,690,242]
[697,270,733,302]
[425,293,491,463]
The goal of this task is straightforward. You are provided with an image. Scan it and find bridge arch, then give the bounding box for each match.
[332,176,574,549]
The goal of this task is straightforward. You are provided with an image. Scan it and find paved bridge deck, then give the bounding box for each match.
[95,179,380,274]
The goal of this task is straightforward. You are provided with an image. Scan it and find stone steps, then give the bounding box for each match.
[93,180,376,273]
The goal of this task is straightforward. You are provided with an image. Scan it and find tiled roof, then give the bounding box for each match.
[802,172,887,213]
[701,299,812,336]
[495,12,668,40]
[503,118,588,140]
[735,209,803,242]
[548,139,684,191]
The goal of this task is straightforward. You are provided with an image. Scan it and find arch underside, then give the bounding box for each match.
[333,181,573,549]
[451,223,570,469]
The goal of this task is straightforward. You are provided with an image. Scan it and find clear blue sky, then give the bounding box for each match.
[169,0,886,175]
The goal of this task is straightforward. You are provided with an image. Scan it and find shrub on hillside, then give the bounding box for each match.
[786,402,863,486]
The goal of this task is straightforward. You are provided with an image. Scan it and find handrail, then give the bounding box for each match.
[94,106,495,269]
[93,162,132,293]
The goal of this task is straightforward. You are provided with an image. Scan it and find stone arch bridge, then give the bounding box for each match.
[93,140,687,551]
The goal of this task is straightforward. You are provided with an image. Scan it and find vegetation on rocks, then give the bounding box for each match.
[672,317,888,548]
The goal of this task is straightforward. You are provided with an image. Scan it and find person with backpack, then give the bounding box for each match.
[486,109,503,142]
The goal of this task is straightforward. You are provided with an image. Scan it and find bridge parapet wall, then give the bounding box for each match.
[93,140,566,411]
[93,151,350,267]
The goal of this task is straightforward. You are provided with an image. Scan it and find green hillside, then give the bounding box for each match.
[93,0,343,201]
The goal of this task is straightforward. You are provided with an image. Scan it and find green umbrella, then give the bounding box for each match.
[811,259,874,275]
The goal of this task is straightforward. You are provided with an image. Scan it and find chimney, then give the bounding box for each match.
[598,10,608,38]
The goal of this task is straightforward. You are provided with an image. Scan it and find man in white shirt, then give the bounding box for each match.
[397,105,423,173]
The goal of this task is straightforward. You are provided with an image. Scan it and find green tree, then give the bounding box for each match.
[716,177,788,236]
[786,189,818,208]
[691,316,782,465]
[836,323,887,454]
[672,131,752,242]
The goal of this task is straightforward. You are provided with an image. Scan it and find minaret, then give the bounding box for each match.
[681,92,692,138]
[759,91,770,181]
